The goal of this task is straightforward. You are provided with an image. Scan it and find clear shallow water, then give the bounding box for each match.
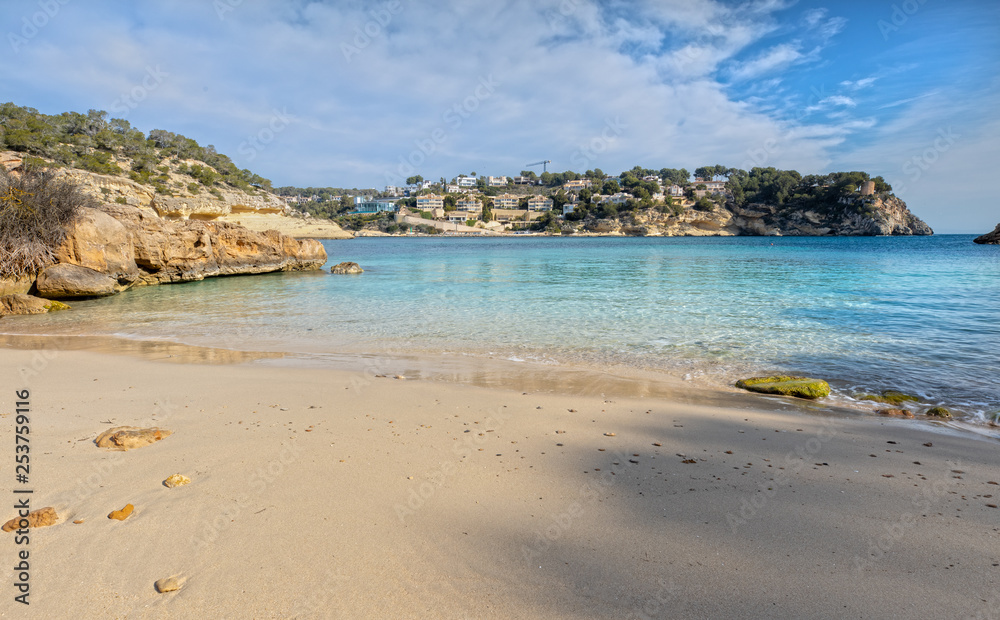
[4,235,999,421]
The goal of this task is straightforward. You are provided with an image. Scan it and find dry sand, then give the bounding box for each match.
[1,347,998,619]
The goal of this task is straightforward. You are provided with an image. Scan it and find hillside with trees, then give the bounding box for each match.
[0,102,272,195]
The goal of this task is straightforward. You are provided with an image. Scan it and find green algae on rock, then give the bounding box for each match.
[735,376,831,400]
[926,407,952,419]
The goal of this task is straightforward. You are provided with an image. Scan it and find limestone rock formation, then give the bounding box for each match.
[35,263,118,299]
[735,376,831,399]
[2,507,58,532]
[94,204,327,285]
[55,207,140,284]
[974,223,1000,244]
[0,293,69,315]
[95,426,172,451]
[330,261,363,274]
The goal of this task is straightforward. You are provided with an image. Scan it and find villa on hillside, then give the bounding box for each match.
[494,193,520,209]
[456,197,482,212]
[350,196,398,214]
[602,192,631,206]
[513,176,533,185]
[667,184,684,197]
[527,195,554,211]
[416,194,444,210]
[563,179,593,191]
[487,176,508,187]
[457,176,477,187]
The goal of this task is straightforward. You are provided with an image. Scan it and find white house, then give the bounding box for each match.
[602,192,631,205]
[487,176,508,187]
[457,176,477,187]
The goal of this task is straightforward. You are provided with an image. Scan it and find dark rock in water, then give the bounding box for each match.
[35,263,117,299]
[973,223,1000,245]
[926,407,952,419]
[735,376,831,399]
[330,261,364,274]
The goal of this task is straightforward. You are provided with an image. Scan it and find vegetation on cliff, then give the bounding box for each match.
[0,102,271,195]
[0,166,92,278]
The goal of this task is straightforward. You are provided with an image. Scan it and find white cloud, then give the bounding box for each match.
[728,43,803,81]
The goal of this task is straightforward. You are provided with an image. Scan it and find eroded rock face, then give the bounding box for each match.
[95,426,172,451]
[974,223,1000,245]
[0,294,69,315]
[96,204,326,285]
[55,207,140,284]
[35,263,118,299]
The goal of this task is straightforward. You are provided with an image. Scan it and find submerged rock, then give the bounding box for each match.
[330,261,364,274]
[95,426,172,451]
[2,507,58,532]
[735,376,831,399]
[856,390,920,405]
[973,223,1000,245]
[926,407,952,419]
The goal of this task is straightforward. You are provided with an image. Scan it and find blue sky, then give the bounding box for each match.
[2,0,998,232]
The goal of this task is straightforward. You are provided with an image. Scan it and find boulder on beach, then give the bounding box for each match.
[330,261,364,274]
[2,507,58,532]
[973,223,1000,244]
[926,407,952,419]
[35,263,118,299]
[95,426,172,451]
[735,376,831,399]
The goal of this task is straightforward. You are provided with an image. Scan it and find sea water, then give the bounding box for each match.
[3,235,998,421]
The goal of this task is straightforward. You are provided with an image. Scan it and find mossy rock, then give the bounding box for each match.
[735,376,831,400]
[43,300,70,312]
[925,407,952,419]
[855,390,921,405]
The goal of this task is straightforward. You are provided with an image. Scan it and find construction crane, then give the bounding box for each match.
[526,160,551,174]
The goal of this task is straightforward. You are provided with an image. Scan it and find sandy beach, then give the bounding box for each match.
[1,345,998,619]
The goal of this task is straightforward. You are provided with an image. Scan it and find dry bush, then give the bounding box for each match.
[0,165,94,279]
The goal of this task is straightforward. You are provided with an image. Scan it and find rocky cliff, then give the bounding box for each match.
[973,223,1000,244]
[53,166,352,239]
[1,168,329,303]
[26,203,328,299]
[569,194,932,237]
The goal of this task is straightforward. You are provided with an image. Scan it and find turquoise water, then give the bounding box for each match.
[4,235,999,421]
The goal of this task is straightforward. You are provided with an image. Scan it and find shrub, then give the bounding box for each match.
[0,166,93,278]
